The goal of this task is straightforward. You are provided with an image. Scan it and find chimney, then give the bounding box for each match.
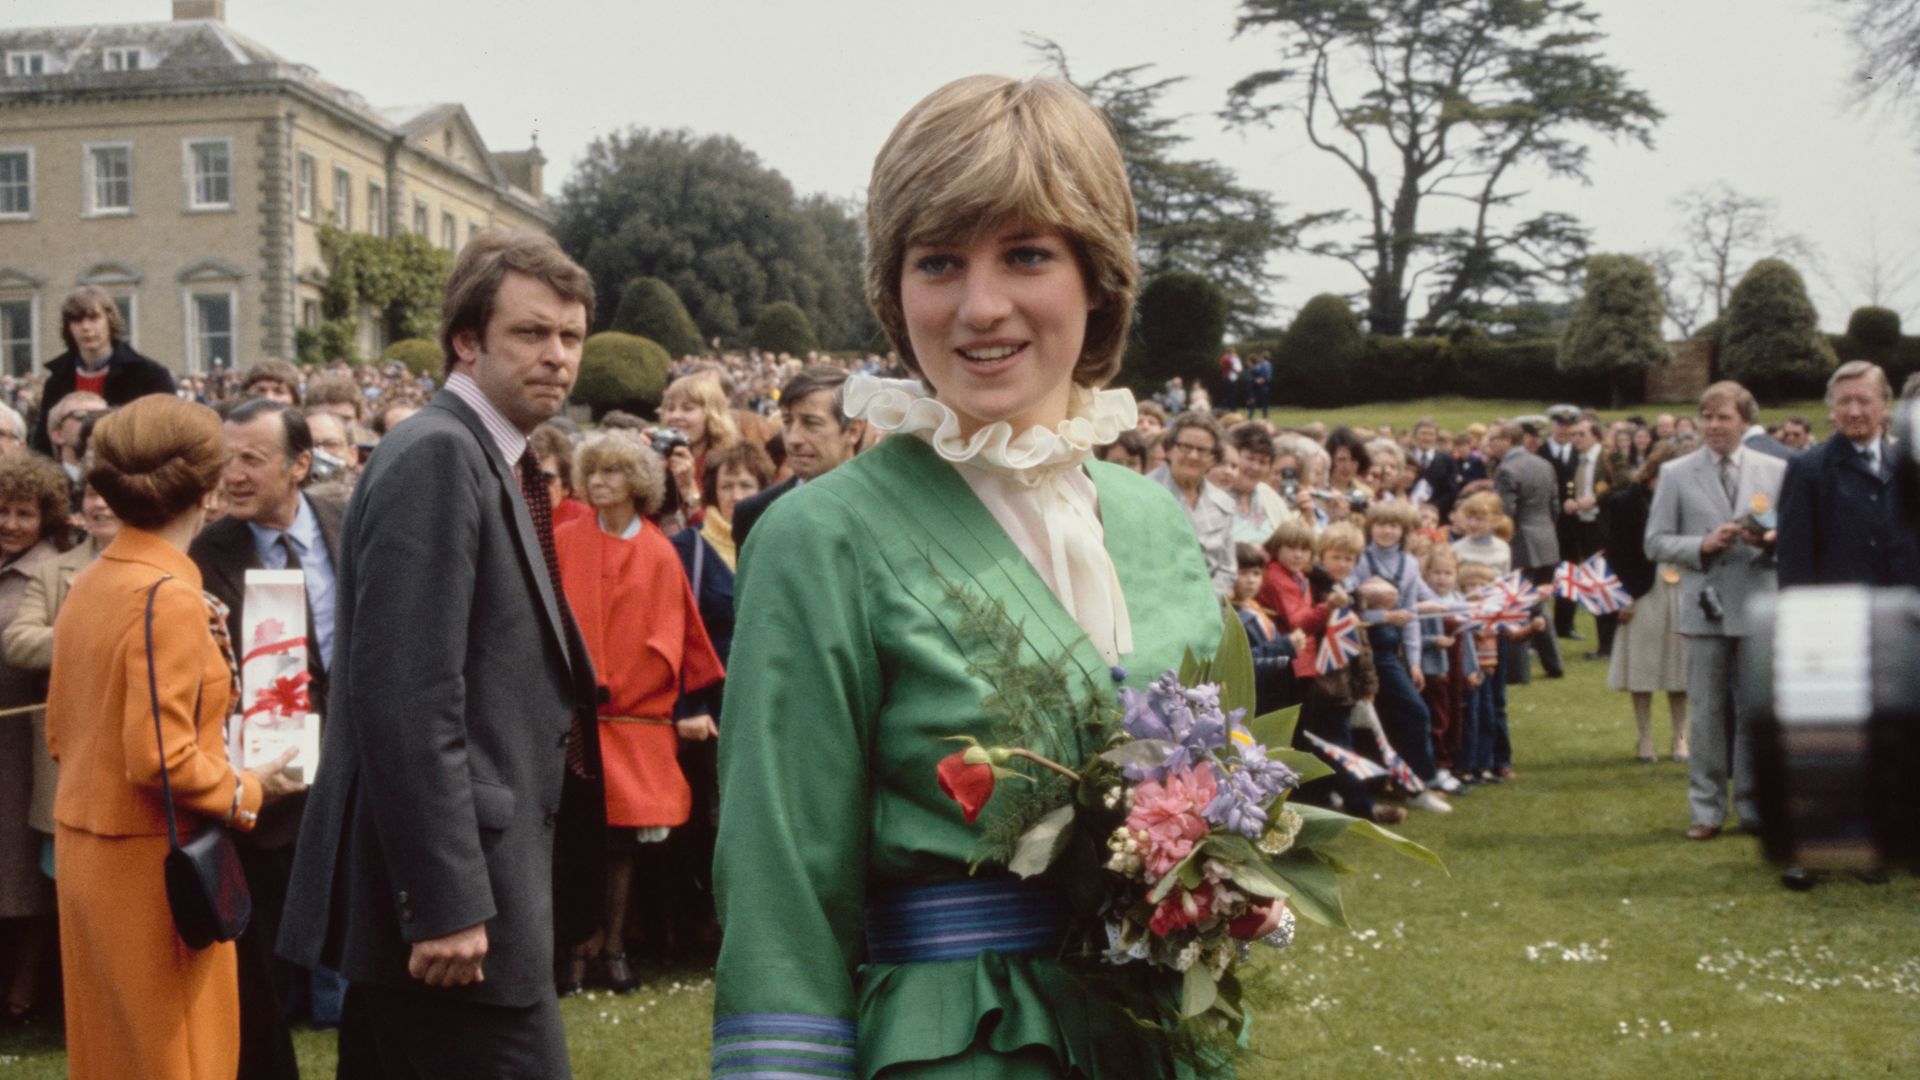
[496,139,547,201]
[173,1,226,21]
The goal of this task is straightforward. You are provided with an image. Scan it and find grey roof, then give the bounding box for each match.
[0,18,542,214]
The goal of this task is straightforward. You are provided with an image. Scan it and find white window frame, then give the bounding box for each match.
[0,293,37,379]
[84,141,134,217]
[412,197,428,236]
[112,292,138,347]
[296,153,315,220]
[184,288,237,377]
[366,181,384,237]
[440,210,456,251]
[183,136,234,212]
[103,48,144,72]
[0,146,32,221]
[331,166,351,229]
[4,52,50,77]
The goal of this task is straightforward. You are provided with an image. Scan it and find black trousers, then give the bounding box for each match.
[337,981,571,1079]
[235,843,300,1080]
[1523,566,1564,676]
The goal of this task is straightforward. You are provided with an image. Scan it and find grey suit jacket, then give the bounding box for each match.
[279,391,600,1008]
[1643,445,1786,638]
[1494,447,1560,569]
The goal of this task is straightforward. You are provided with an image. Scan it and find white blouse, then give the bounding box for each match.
[844,375,1139,665]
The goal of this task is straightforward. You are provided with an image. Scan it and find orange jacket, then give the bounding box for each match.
[47,527,261,838]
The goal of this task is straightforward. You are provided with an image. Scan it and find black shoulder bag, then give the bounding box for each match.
[145,577,252,949]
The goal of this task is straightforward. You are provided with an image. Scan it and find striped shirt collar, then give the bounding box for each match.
[444,371,529,468]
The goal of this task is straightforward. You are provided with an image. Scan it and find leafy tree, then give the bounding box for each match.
[611,277,706,359]
[1121,270,1230,397]
[382,338,443,379]
[1224,0,1661,336]
[572,332,671,419]
[1720,259,1837,396]
[316,226,454,362]
[750,301,819,356]
[553,129,876,351]
[1032,38,1297,332]
[1279,293,1363,406]
[1845,305,1902,360]
[1558,254,1667,406]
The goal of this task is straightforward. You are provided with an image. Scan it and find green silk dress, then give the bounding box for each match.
[711,427,1224,1079]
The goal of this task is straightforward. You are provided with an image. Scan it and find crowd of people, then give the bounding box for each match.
[0,75,1913,1080]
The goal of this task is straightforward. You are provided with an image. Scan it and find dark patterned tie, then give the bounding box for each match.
[518,447,588,778]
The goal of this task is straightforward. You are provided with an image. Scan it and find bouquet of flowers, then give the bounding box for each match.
[935,613,1443,1039]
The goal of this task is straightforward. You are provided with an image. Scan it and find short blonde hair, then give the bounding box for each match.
[1700,380,1758,424]
[865,75,1138,387]
[1315,521,1366,559]
[1364,499,1421,536]
[1458,561,1498,590]
[662,375,739,454]
[573,433,666,516]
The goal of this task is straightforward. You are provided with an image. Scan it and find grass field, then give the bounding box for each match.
[5,606,1913,1078]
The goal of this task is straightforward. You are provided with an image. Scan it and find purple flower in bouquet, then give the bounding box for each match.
[1204,740,1299,839]
[1117,674,1239,781]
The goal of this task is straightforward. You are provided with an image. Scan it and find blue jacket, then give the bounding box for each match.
[1776,433,1920,588]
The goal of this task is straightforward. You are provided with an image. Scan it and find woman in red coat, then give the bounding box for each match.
[554,432,723,995]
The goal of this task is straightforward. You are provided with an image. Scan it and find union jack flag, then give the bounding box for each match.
[1301,730,1389,781]
[1576,554,1633,615]
[1314,608,1364,675]
[1552,560,1594,602]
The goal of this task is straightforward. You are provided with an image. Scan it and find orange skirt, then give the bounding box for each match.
[599,718,690,829]
[56,825,240,1080]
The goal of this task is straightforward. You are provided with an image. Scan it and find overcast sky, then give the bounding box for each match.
[9,0,1916,329]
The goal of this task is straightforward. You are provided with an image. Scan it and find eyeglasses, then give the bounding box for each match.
[1171,441,1217,458]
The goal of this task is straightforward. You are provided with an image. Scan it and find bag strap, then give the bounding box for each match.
[144,576,185,851]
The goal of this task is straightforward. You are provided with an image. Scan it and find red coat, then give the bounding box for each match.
[1256,563,1334,680]
[555,516,723,828]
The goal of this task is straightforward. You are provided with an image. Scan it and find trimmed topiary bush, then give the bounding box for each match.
[572,332,671,419]
[1279,294,1364,407]
[382,338,443,379]
[750,301,819,356]
[1121,270,1230,399]
[1558,254,1669,406]
[1720,259,1836,399]
[1845,306,1902,356]
[611,277,706,359]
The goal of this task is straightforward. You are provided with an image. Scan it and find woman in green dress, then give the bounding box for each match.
[712,76,1252,1079]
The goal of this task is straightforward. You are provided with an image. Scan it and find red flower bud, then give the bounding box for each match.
[936,751,996,824]
[1228,910,1268,940]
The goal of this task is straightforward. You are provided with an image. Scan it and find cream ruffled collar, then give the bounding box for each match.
[842,375,1137,479]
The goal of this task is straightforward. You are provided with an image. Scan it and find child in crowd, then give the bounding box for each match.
[1292,523,1406,825]
[1351,501,1451,806]
[1232,543,1303,715]
[1418,546,1469,783]
[1450,491,1512,575]
[1456,561,1545,783]
[1415,503,1449,549]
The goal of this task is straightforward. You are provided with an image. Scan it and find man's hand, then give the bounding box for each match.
[245,747,307,802]
[1617,602,1636,625]
[1563,498,1578,516]
[1701,522,1740,556]
[675,714,718,742]
[1411,668,1427,692]
[409,923,488,988]
[1467,672,1483,688]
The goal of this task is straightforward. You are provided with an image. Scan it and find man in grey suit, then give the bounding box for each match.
[281,230,603,1077]
[1645,381,1786,842]
[1489,421,1565,679]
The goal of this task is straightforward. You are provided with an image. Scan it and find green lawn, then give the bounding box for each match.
[6,607,1912,1078]
[1239,397,1828,439]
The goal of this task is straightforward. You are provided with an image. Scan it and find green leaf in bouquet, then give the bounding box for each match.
[1100,738,1178,772]
[1213,604,1256,720]
[1267,849,1348,928]
[1178,645,1205,687]
[1202,835,1286,899]
[1289,803,1447,872]
[1271,748,1331,785]
[1007,803,1077,878]
[1180,964,1218,1018]
[1247,704,1302,750]
[1315,848,1358,875]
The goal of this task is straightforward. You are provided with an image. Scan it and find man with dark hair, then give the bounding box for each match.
[1489,421,1564,680]
[188,397,345,1078]
[30,284,175,454]
[733,364,867,551]
[1779,416,1813,450]
[281,229,603,1076]
[242,359,303,404]
[1408,417,1459,518]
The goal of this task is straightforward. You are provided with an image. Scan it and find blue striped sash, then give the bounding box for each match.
[864,877,1066,965]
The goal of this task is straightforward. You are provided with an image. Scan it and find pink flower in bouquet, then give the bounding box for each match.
[1149,881,1219,938]
[1126,764,1217,880]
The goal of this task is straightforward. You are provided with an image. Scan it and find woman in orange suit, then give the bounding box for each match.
[554,432,723,996]
[46,395,300,1080]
